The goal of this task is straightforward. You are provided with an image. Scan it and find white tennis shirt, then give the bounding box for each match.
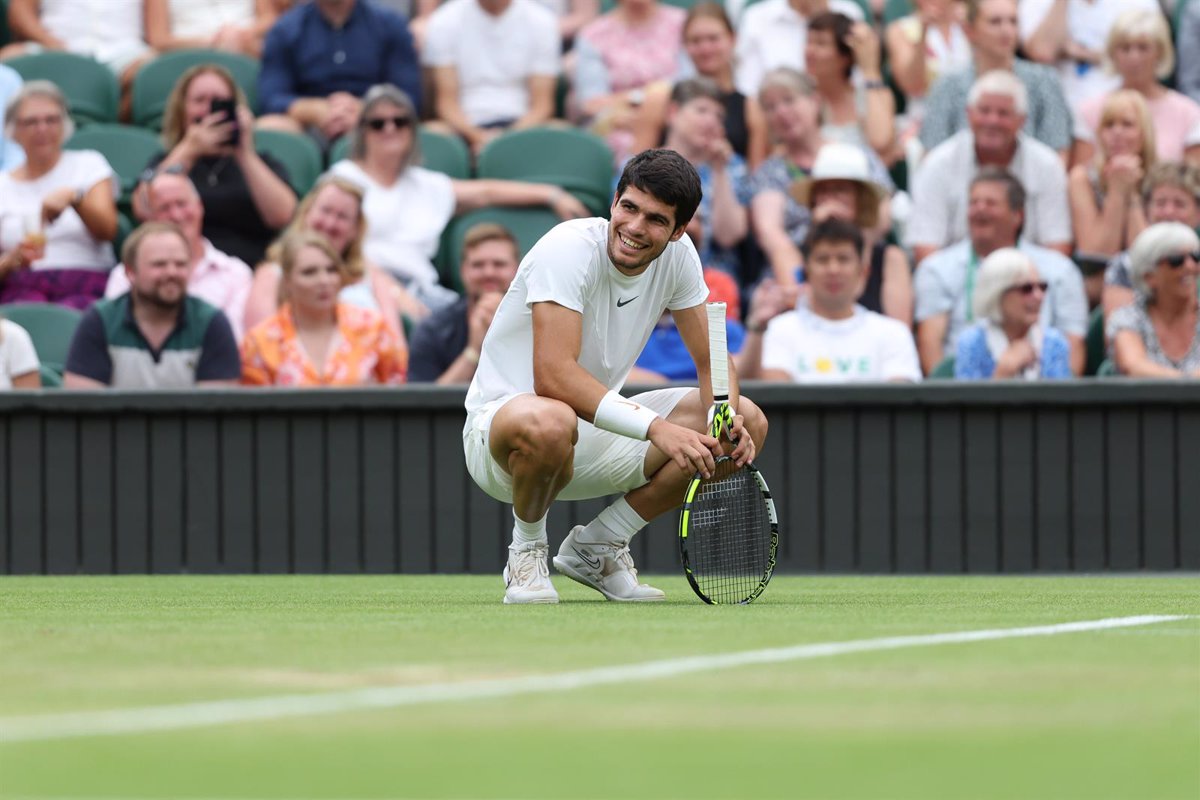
[466,218,707,415]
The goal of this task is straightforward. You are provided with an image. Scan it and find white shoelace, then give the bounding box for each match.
[511,545,550,584]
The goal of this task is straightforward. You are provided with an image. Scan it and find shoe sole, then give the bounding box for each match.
[552,556,665,602]
[503,594,559,604]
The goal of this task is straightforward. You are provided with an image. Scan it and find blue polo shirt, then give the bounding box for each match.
[259,0,421,115]
[65,294,241,389]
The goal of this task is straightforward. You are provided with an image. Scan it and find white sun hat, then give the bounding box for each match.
[790,142,888,229]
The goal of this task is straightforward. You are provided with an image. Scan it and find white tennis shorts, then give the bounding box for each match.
[463,387,694,504]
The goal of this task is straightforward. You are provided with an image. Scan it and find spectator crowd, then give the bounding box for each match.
[2,0,1200,390]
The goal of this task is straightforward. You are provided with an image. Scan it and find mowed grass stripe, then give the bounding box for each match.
[0,614,1186,744]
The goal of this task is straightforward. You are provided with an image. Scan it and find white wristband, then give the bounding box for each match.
[593,390,659,440]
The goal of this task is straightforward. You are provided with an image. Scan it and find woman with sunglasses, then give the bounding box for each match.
[954,248,1072,380]
[1108,222,1200,377]
[328,84,589,318]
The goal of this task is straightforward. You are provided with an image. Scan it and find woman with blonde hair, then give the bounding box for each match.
[1068,90,1154,304]
[135,64,296,265]
[1108,222,1200,378]
[244,175,410,342]
[241,230,407,387]
[954,247,1072,380]
[1073,9,1200,166]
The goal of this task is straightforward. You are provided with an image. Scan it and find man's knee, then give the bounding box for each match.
[739,396,769,450]
[499,400,577,466]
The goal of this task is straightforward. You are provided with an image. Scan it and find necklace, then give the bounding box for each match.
[202,157,230,188]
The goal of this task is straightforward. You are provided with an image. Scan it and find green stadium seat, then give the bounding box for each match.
[38,362,62,388]
[1084,306,1106,376]
[0,0,11,49]
[64,124,162,214]
[253,129,323,196]
[132,49,259,130]
[0,302,83,375]
[437,207,561,293]
[477,127,613,215]
[327,128,472,179]
[928,355,956,379]
[1096,358,1120,377]
[882,0,915,25]
[6,52,119,126]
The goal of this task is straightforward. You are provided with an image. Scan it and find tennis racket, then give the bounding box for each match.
[678,302,779,605]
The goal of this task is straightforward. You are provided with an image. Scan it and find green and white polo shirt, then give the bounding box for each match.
[65,293,241,388]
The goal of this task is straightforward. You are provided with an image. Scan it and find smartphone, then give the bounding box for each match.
[210,98,239,147]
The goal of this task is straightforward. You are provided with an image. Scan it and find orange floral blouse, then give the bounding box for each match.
[241,303,407,386]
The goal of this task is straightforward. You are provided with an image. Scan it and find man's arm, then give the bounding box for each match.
[257,22,301,116]
[514,74,557,130]
[62,309,112,389]
[429,66,488,146]
[195,312,243,386]
[915,313,948,376]
[1020,0,1067,64]
[383,13,422,112]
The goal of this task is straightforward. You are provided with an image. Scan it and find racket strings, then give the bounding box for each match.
[687,469,773,604]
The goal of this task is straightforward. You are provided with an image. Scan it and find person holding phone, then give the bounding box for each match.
[134,64,297,266]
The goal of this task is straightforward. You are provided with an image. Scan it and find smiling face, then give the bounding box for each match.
[303,185,361,255]
[286,244,344,316]
[683,15,734,78]
[128,231,191,311]
[148,174,204,249]
[1148,185,1200,227]
[461,238,519,301]
[360,99,414,163]
[1145,249,1200,303]
[967,92,1023,155]
[968,180,1022,251]
[998,266,1045,330]
[11,95,66,161]
[607,185,685,273]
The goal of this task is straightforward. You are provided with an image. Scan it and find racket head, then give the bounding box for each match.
[678,456,779,605]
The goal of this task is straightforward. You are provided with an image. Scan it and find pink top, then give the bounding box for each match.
[577,5,686,94]
[1076,89,1200,162]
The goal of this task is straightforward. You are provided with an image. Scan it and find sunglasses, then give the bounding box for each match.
[1007,281,1049,296]
[364,116,412,132]
[1162,250,1200,268]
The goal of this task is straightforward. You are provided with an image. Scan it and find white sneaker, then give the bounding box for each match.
[503,541,559,604]
[552,526,665,602]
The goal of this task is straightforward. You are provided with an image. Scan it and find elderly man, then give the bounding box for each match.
[915,168,1088,376]
[106,171,252,341]
[408,222,520,383]
[919,0,1071,155]
[64,222,241,389]
[256,0,420,145]
[907,69,1071,266]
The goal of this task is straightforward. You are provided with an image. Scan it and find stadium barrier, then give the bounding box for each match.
[1,382,1197,575]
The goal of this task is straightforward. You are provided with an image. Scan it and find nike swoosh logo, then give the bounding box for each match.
[572,546,602,570]
[616,296,638,307]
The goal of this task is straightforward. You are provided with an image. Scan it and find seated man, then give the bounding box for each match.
[738,218,921,384]
[915,168,1088,376]
[106,171,252,341]
[908,69,1071,266]
[408,222,520,383]
[919,0,1071,156]
[256,0,420,146]
[63,222,241,389]
[421,0,559,155]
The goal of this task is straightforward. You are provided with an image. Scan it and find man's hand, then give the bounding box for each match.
[648,417,722,479]
[725,413,756,467]
[467,291,503,351]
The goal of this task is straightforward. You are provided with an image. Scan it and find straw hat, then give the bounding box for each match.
[790,143,887,229]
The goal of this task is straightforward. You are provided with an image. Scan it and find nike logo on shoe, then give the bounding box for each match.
[616,296,638,307]
[572,546,602,571]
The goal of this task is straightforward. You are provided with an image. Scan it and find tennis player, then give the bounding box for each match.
[463,149,768,604]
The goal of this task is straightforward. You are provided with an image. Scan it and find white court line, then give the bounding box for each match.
[0,614,1190,744]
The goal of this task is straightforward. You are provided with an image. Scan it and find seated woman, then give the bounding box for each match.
[954,248,1072,380]
[0,314,40,388]
[573,0,688,165]
[749,68,893,291]
[136,64,297,266]
[1069,90,1154,304]
[328,83,588,316]
[790,142,911,325]
[0,81,118,309]
[144,0,287,58]
[245,176,408,342]
[241,231,407,386]
[804,11,896,162]
[1108,222,1200,378]
[631,3,768,169]
[1074,9,1200,166]
[884,0,970,140]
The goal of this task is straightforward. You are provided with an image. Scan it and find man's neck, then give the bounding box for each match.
[319,0,355,28]
[974,50,1014,74]
[810,298,855,321]
[131,297,182,334]
[477,0,512,15]
[974,140,1018,167]
[971,236,1016,260]
[787,0,819,16]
